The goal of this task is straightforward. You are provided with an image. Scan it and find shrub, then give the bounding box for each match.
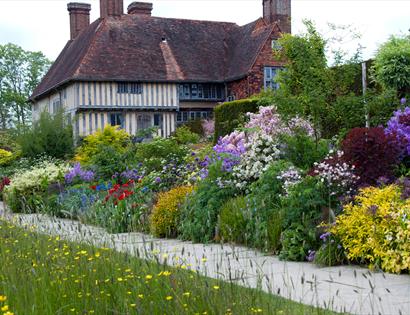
[373,35,410,97]
[3,160,69,214]
[246,161,294,252]
[179,161,237,243]
[16,110,73,159]
[331,184,410,273]
[385,107,410,158]
[0,148,14,166]
[214,99,259,143]
[183,119,204,136]
[150,186,194,238]
[75,125,130,164]
[279,222,318,262]
[341,127,400,186]
[134,138,188,173]
[89,145,128,180]
[173,126,200,145]
[280,131,329,170]
[219,196,248,244]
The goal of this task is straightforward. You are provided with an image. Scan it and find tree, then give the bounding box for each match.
[373,35,410,98]
[0,44,51,128]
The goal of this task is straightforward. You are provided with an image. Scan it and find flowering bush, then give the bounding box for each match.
[75,125,130,164]
[150,186,194,238]
[385,107,410,157]
[342,127,400,186]
[331,184,410,273]
[202,119,215,139]
[3,161,69,213]
[310,150,359,197]
[277,166,302,195]
[0,177,10,197]
[65,163,95,184]
[0,149,15,166]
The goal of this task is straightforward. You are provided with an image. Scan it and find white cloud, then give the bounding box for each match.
[0,0,408,61]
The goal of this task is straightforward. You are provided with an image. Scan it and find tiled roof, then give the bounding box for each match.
[31,15,276,100]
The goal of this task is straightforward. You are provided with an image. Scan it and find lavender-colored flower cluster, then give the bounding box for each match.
[385,107,410,157]
[277,166,302,195]
[312,150,359,196]
[65,163,95,184]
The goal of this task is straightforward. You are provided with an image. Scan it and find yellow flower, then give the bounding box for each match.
[117,277,123,282]
[1,305,9,311]
[0,296,6,302]
[166,296,173,301]
[145,275,153,280]
[3,312,14,315]
[213,286,220,290]
[138,294,144,299]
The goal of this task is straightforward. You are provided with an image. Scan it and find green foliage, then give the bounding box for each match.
[0,43,51,127]
[179,161,237,243]
[279,222,318,261]
[89,145,128,179]
[75,125,130,164]
[150,186,194,238]
[219,196,248,244]
[173,126,200,145]
[134,138,188,173]
[281,176,328,229]
[280,131,329,170]
[214,99,259,143]
[16,110,73,160]
[246,161,293,252]
[314,237,346,267]
[373,35,410,97]
[183,119,204,136]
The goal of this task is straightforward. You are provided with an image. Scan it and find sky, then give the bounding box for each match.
[0,0,409,62]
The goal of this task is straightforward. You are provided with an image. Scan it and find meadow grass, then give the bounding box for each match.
[0,220,340,315]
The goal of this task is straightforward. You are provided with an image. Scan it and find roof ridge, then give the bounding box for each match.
[146,15,239,26]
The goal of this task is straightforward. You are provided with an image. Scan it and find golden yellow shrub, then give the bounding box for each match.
[150,186,194,238]
[331,184,410,273]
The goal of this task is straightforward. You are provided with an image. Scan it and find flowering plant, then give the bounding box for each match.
[385,107,410,158]
[65,163,95,184]
[277,166,302,195]
[310,150,359,196]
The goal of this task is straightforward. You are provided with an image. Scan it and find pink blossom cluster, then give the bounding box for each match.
[246,106,314,138]
[202,119,215,138]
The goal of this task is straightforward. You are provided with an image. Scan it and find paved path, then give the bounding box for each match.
[1,202,409,315]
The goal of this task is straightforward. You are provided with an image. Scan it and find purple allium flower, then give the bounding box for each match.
[155,177,161,184]
[401,98,407,106]
[385,107,410,158]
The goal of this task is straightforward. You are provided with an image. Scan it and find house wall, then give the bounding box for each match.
[227,29,285,100]
[33,81,179,138]
[75,82,178,108]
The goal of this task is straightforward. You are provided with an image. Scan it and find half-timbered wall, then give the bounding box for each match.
[75,82,178,109]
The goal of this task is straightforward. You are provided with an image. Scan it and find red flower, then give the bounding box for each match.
[90,185,97,190]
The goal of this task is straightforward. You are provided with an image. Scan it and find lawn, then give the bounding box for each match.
[0,220,339,315]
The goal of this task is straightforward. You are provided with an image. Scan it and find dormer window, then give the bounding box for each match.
[264,66,282,90]
[117,82,143,94]
[271,40,282,50]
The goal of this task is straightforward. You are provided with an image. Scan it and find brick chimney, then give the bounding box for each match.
[127,2,153,16]
[67,3,91,40]
[263,0,291,34]
[100,0,124,18]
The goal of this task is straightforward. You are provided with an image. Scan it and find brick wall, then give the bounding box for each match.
[227,28,285,100]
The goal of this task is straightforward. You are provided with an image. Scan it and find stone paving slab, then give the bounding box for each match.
[1,202,409,315]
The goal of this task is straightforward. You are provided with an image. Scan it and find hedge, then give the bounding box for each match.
[214,99,259,143]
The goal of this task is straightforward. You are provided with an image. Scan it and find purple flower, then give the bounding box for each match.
[401,98,407,106]
[319,232,331,242]
[155,177,161,184]
[65,163,95,184]
[306,250,316,262]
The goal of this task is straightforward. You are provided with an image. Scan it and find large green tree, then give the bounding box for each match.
[373,35,410,98]
[0,43,51,128]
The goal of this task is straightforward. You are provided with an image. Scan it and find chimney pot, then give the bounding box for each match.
[100,0,124,18]
[263,0,291,33]
[127,2,153,16]
[67,2,91,40]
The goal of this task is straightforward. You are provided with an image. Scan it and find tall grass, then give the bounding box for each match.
[0,220,338,315]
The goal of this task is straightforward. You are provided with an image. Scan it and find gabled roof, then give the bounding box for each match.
[31,15,277,101]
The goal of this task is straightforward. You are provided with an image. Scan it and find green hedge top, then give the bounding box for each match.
[214,99,259,143]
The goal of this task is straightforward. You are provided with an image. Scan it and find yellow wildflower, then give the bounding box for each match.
[166,296,173,301]
[0,296,6,302]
